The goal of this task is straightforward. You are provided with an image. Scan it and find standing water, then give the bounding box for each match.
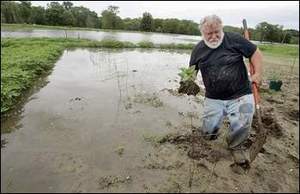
[1,48,205,192]
[1,29,201,44]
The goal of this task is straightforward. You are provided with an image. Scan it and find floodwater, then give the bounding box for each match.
[1,48,205,192]
[1,28,201,44]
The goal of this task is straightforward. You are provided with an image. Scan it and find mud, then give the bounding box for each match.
[252,106,284,138]
[97,175,132,190]
[178,80,201,96]
[1,139,8,148]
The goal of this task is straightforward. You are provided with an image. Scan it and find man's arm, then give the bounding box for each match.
[250,48,263,85]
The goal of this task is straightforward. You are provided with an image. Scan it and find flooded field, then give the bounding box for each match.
[1,48,205,192]
[1,29,201,44]
[1,48,298,193]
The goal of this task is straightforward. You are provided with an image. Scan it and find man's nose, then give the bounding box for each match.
[212,33,217,39]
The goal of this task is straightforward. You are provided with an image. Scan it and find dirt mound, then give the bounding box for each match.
[178,81,200,96]
[158,131,227,162]
[286,109,299,121]
[252,107,284,138]
[158,131,205,147]
[97,175,132,189]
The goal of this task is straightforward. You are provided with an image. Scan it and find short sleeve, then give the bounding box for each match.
[231,33,257,58]
[189,45,199,71]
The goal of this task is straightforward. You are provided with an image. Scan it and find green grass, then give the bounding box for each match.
[258,44,299,57]
[1,37,299,114]
[137,41,155,48]
[1,38,64,113]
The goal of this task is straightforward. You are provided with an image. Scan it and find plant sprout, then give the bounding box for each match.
[178,65,197,82]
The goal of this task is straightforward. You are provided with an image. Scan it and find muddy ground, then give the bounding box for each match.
[1,49,299,193]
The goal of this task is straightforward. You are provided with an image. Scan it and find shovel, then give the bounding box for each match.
[242,19,267,163]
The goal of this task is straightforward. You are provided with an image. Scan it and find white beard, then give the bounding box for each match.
[203,31,224,49]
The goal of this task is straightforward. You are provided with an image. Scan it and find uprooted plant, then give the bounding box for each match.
[178,65,200,96]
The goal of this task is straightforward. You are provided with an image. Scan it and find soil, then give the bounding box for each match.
[178,80,202,96]
[152,74,299,192]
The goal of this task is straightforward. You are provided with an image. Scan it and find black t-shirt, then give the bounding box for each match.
[189,32,257,100]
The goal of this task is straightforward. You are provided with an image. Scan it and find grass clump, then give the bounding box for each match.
[138,41,155,48]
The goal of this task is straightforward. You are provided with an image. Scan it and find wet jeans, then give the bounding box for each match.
[201,94,255,149]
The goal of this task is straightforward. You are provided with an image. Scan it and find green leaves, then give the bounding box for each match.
[178,65,197,82]
[1,38,65,114]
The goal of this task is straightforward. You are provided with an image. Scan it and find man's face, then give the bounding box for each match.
[202,23,224,49]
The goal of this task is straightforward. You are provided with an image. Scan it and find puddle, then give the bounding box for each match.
[1,48,205,192]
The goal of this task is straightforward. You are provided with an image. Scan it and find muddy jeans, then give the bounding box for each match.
[201,94,255,149]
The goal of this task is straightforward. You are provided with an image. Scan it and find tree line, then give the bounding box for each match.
[1,1,298,44]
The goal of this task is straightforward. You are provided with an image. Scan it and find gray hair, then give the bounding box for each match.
[199,15,223,32]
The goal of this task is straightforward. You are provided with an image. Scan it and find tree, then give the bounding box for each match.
[255,22,283,43]
[62,1,73,10]
[101,5,121,29]
[1,1,22,23]
[123,18,141,31]
[30,6,46,25]
[45,2,65,26]
[86,11,99,28]
[140,12,154,31]
[153,18,163,32]
[19,1,31,23]
[97,17,102,28]
[256,22,269,42]
[62,10,74,26]
[162,19,179,33]
[259,22,283,43]
[284,29,299,44]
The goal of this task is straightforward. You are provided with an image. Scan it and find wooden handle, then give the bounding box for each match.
[242,19,250,40]
[243,19,260,105]
[251,71,260,106]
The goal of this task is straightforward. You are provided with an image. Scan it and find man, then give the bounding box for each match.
[189,15,263,163]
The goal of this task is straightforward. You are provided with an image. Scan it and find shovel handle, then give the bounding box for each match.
[243,19,260,106]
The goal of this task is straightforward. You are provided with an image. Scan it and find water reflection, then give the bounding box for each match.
[1,75,51,134]
[1,28,201,44]
[1,48,206,192]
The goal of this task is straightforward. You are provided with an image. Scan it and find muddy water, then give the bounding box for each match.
[1,48,205,192]
[1,29,201,44]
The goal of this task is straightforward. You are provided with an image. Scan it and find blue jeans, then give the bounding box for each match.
[201,94,255,149]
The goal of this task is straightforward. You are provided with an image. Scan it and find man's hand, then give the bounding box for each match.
[251,73,261,85]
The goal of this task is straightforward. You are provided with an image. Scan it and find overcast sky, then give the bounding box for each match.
[31,1,299,30]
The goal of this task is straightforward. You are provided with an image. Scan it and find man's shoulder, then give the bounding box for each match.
[193,40,206,51]
[225,31,244,40]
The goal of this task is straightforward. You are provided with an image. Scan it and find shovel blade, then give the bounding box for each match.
[249,110,267,162]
